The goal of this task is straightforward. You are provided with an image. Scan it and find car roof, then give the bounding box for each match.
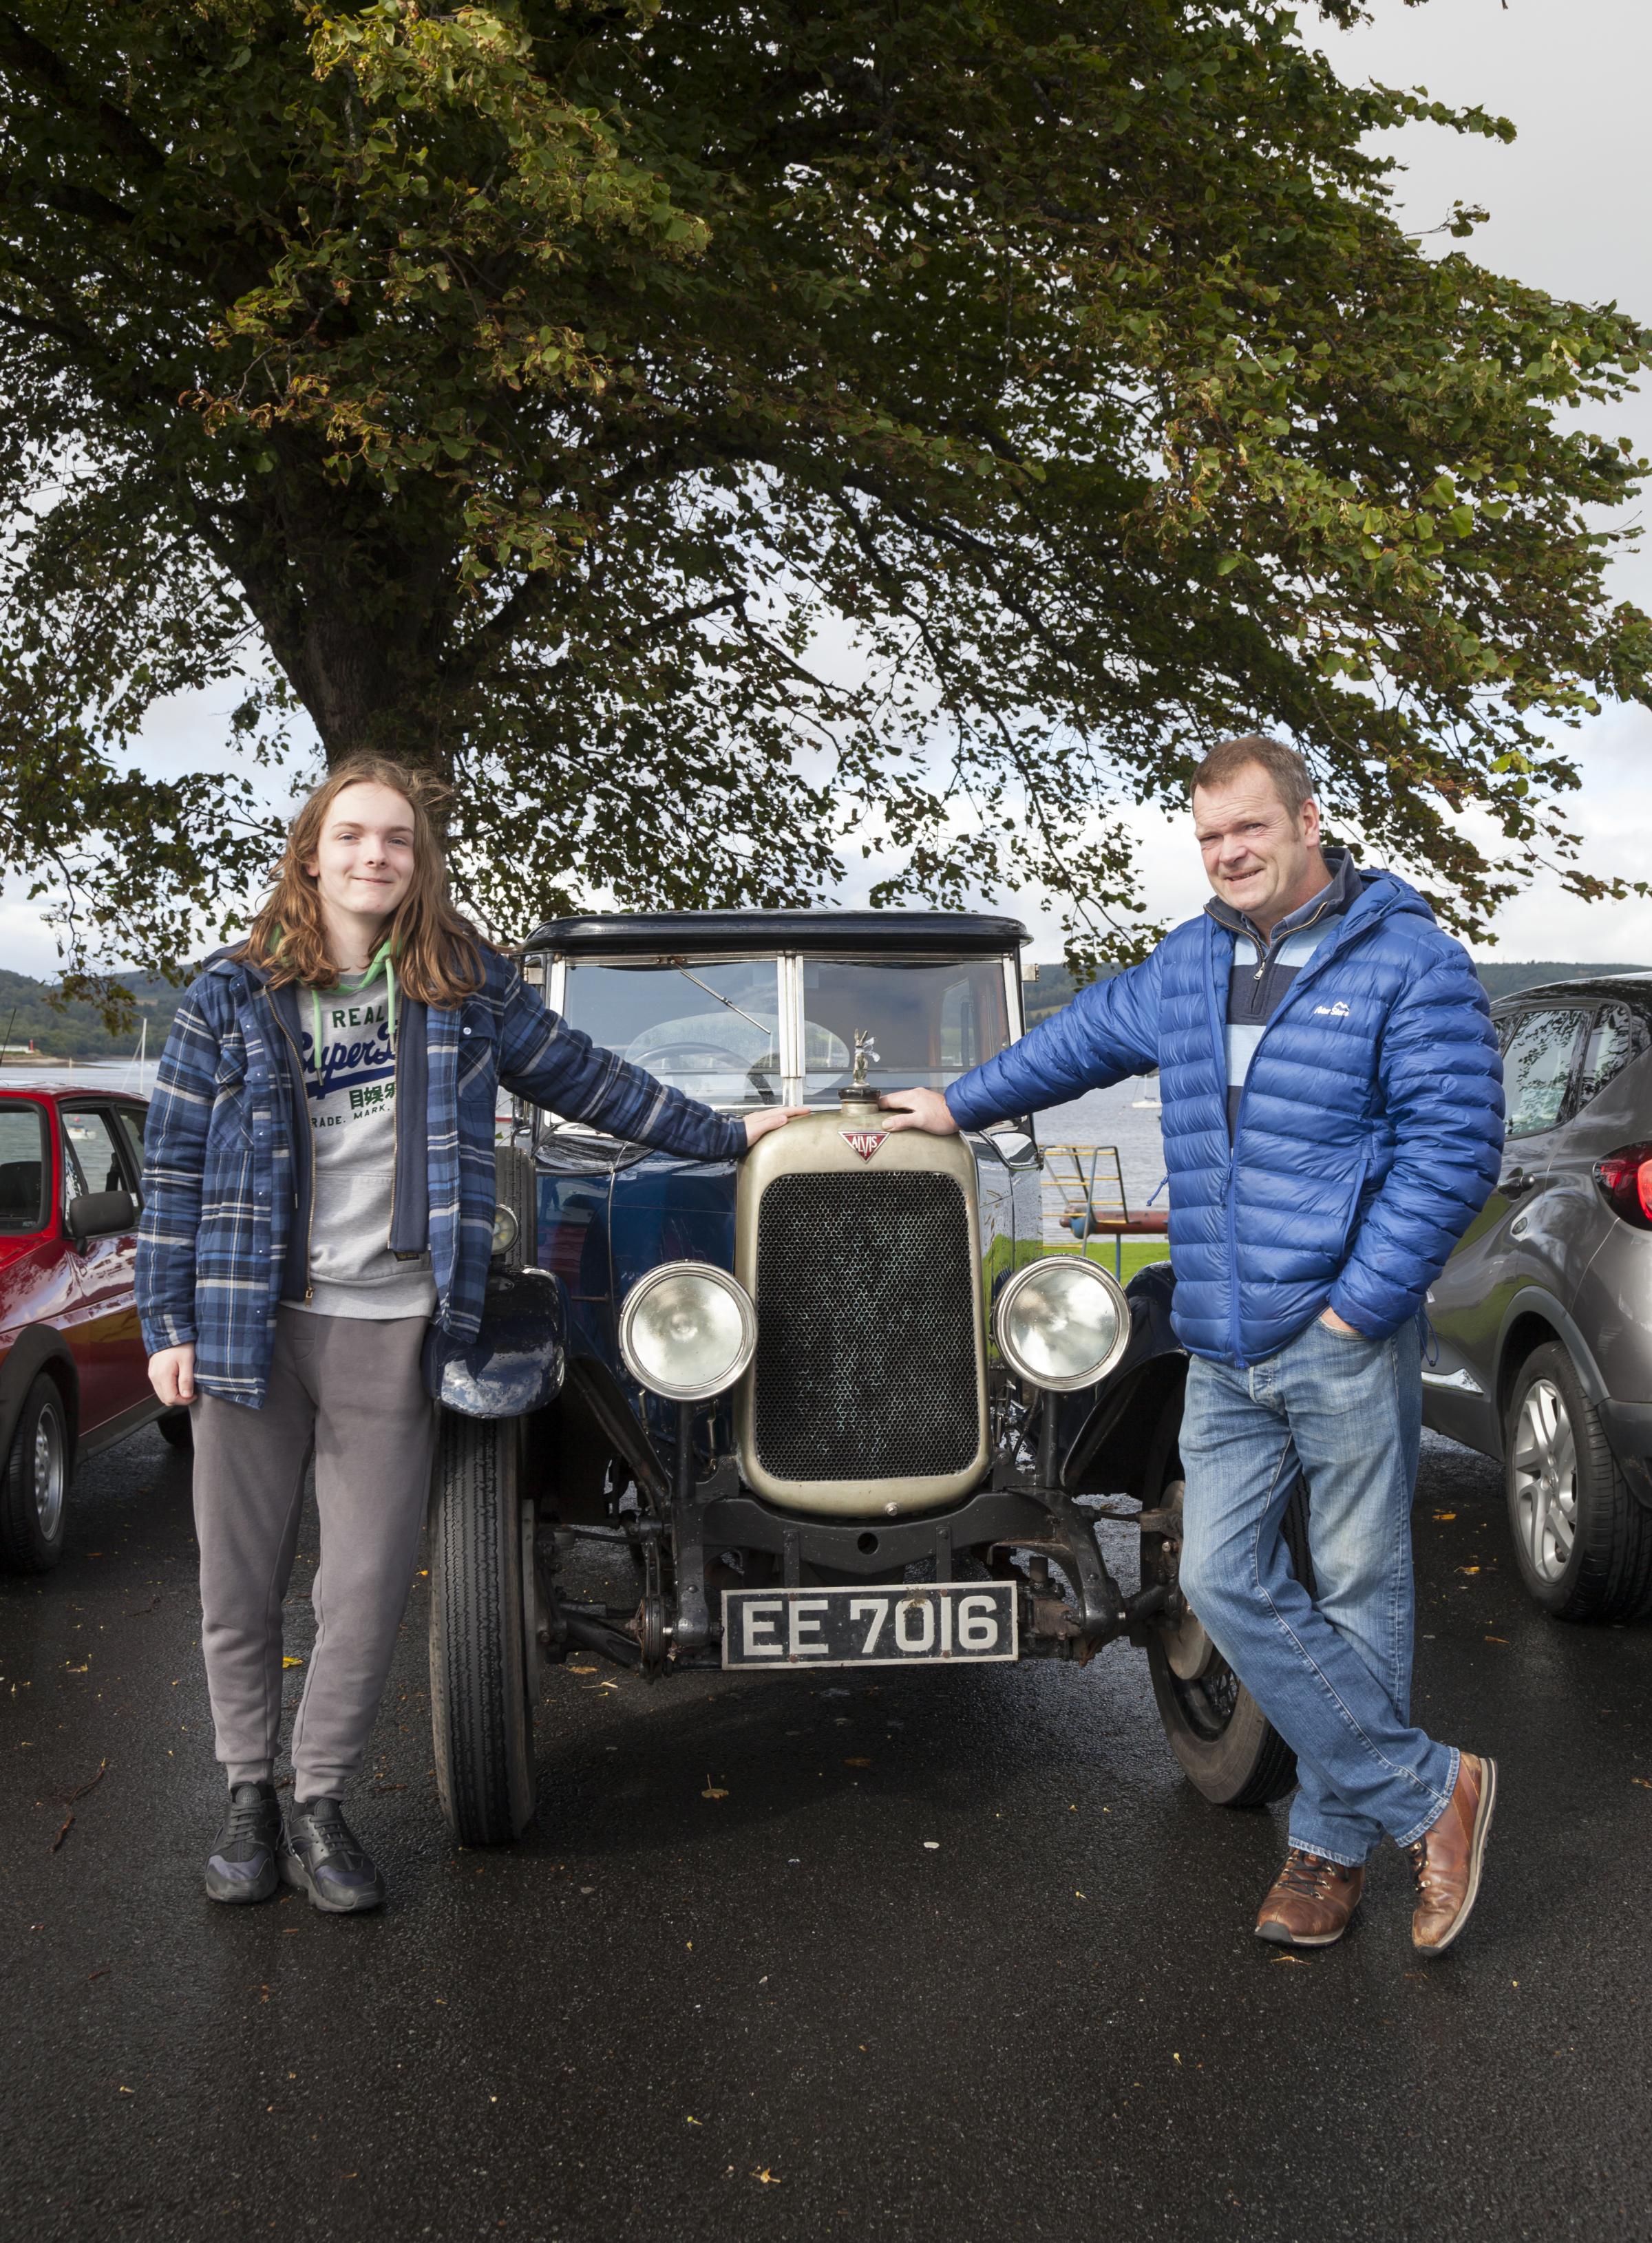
[1492,973,1652,1012]
[522,908,1030,958]
[0,1083,148,1103]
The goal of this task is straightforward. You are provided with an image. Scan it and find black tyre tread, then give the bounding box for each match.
[0,1375,69,1575]
[494,1142,537,1269]
[428,1414,536,1845]
[1509,1343,1652,1622]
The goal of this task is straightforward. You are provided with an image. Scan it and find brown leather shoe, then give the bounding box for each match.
[1254,1847,1365,1948]
[1407,1751,1497,1955]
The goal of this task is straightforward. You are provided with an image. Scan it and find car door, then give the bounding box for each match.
[1423,1003,1591,1452]
[59,1104,145,1437]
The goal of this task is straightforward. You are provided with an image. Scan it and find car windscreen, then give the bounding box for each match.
[560,959,784,1108]
[801,959,1010,1098]
[0,1103,49,1233]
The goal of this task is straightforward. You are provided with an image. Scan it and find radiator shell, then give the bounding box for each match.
[734,1107,989,1516]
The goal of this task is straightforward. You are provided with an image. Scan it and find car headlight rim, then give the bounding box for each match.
[993,1255,1131,1392]
[618,1261,758,1402]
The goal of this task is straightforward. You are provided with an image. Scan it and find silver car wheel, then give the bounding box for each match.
[1511,1376,1577,1583]
[32,1404,66,1541]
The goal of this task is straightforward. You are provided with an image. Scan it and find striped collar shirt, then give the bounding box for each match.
[1205,847,1364,1134]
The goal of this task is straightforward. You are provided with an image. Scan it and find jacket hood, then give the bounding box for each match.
[1203,853,1437,950]
[204,944,266,985]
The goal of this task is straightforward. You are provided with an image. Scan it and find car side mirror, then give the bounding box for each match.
[66,1189,140,1243]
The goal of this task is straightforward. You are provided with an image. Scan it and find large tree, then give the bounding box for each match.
[1,0,1648,1002]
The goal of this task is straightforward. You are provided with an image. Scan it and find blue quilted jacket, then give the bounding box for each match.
[136,946,744,1407]
[946,868,1504,1366]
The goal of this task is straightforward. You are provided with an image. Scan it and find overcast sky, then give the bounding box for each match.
[5,0,1650,979]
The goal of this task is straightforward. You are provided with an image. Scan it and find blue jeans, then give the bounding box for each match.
[1178,1315,1457,1865]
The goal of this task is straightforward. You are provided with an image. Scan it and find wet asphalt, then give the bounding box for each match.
[3,1427,1652,2243]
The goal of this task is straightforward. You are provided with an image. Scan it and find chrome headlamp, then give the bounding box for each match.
[489,1202,520,1259]
[993,1256,1130,1392]
[619,1262,758,1402]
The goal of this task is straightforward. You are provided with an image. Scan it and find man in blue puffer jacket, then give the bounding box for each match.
[882,735,1505,1956]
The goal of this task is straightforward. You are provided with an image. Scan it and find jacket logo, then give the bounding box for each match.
[1313,1001,1351,1018]
[840,1129,889,1160]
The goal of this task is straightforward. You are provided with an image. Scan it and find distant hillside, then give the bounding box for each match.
[0,969,184,1061]
[1023,958,1651,1028]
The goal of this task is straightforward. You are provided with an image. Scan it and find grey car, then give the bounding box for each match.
[1423,975,1652,1619]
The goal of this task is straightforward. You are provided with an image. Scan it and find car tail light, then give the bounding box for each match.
[1593,1142,1652,1229]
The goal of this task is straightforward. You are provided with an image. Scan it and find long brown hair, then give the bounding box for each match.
[237,754,485,1004]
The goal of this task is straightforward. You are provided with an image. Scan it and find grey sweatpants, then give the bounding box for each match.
[191,1306,434,1801]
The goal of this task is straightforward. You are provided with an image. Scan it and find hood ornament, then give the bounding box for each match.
[840,1028,881,1112]
[840,1028,885,1140]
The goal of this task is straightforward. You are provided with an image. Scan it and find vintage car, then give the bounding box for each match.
[427,912,1304,1843]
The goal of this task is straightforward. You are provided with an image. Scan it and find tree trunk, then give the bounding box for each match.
[202,460,464,787]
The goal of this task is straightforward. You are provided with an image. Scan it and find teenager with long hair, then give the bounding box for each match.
[137,755,800,1913]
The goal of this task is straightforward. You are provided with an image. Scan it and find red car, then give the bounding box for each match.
[0,1085,184,1573]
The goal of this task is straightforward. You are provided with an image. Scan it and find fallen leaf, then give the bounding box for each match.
[922,1840,940,1851]
[1457,1566,1480,1577]
[842,1756,871,1768]
[64,1661,89,1674]
[752,2168,781,2185]
[568,1666,597,1675]
[282,1656,304,1669]
[1270,1955,1312,1967]
[1484,1635,1507,1644]
[701,1776,730,1800]
[1432,1511,1457,1522]
[1632,1777,1651,1790]
[1074,1891,1087,1900]
[686,2116,701,2127]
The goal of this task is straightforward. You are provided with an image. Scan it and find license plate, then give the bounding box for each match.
[721,1582,1019,1670]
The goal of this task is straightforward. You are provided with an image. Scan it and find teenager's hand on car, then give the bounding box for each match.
[1318,1308,1360,1335]
[743,1107,811,1146]
[149,1344,196,1407]
[876,1087,960,1136]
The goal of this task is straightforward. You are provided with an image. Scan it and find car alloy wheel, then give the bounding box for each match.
[32,1404,65,1542]
[1510,1376,1577,1584]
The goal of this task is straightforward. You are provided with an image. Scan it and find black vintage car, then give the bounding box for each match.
[426,911,1302,1842]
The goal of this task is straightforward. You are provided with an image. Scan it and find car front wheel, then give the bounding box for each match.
[1505,1341,1652,1621]
[1139,1390,1301,1807]
[1,1375,72,1575]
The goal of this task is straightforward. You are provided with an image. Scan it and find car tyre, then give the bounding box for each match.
[1,1375,72,1575]
[1505,1341,1652,1621]
[1141,1387,1302,1808]
[429,1413,538,1844]
[427,1142,542,1845]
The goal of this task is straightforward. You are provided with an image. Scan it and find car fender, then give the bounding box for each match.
[0,1323,81,1469]
[1496,1284,1652,1509]
[1060,1263,1186,1498]
[1496,1286,1610,1410]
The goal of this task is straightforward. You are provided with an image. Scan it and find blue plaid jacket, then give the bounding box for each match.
[136,947,745,1407]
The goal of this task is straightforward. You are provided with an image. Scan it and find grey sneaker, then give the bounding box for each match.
[278,1798,386,1914]
[204,1781,282,1904]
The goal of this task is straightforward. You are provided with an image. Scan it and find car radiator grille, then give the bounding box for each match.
[752,1171,980,1482]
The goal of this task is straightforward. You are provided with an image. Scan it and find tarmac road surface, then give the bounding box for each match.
[3,1423,1651,2243]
